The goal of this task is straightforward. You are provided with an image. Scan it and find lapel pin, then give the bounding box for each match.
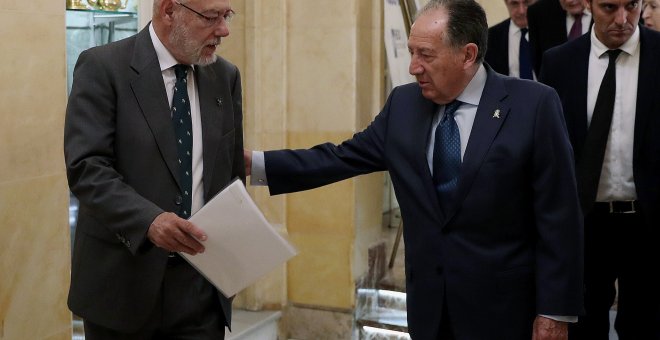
[216,98,223,107]
[493,109,501,119]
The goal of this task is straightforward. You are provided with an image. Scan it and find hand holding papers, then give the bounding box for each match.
[181,179,297,297]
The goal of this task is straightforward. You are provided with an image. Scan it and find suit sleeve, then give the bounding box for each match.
[531,87,584,315]
[263,87,398,195]
[64,49,163,255]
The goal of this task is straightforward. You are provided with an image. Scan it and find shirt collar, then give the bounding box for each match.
[456,64,487,106]
[590,23,640,58]
[149,23,194,72]
[508,19,526,35]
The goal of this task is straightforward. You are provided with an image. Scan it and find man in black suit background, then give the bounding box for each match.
[528,0,591,74]
[64,0,245,338]
[540,0,660,338]
[486,0,537,79]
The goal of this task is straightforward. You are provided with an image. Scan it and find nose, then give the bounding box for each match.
[409,54,423,75]
[214,20,230,37]
[643,5,651,20]
[614,8,628,25]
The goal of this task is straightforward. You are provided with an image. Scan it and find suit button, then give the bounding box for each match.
[436,266,443,275]
[175,195,183,205]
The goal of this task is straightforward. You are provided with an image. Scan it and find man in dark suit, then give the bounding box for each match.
[245,0,583,339]
[64,0,244,338]
[528,0,590,74]
[485,0,536,78]
[540,0,660,338]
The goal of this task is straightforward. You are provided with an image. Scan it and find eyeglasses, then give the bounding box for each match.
[175,1,235,27]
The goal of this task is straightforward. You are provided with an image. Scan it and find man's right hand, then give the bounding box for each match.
[147,212,207,255]
[244,149,252,176]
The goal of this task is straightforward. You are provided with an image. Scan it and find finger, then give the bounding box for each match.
[174,239,199,255]
[243,149,252,176]
[181,221,208,242]
[177,230,206,254]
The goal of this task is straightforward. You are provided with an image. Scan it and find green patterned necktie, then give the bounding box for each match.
[172,64,193,218]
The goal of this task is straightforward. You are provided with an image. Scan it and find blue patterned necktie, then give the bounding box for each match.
[172,64,193,218]
[519,28,533,80]
[433,100,462,204]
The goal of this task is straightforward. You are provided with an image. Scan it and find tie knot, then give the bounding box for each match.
[606,49,622,64]
[573,13,583,20]
[174,64,189,80]
[444,100,462,118]
[520,27,528,35]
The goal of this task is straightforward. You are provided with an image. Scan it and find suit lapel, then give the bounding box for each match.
[634,27,657,162]
[129,28,182,191]
[444,69,509,222]
[196,65,226,199]
[409,92,447,222]
[570,37,591,160]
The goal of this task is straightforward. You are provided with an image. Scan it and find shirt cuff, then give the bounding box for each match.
[539,314,578,323]
[249,151,268,186]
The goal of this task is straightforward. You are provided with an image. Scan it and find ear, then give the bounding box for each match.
[462,43,479,69]
[161,0,176,23]
[584,0,592,12]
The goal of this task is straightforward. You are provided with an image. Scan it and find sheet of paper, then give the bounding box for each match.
[181,179,297,297]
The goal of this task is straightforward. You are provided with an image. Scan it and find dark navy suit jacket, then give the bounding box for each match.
[486,19,511,76]
[539,26,660,232]
[528,0,569,75]
[264,66,584,339]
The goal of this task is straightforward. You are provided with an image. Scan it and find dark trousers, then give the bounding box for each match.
[569,206,659,340]
[84,259,226,340]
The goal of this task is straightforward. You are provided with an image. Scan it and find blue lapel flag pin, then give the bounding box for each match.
[493,109,501,119]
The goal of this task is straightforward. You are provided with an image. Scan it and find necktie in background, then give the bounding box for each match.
[568,13,583,40]
[519,28,533,80]
[433,100,463,206]
[576,49,622,213]
[172,64,193,218]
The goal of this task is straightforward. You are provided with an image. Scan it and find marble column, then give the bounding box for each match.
[0,1,70,339]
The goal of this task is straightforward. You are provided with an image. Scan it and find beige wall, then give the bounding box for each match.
[478,0,509,27]
[225,0,385,312]
[416,0,509,27]
[0,1,71,340]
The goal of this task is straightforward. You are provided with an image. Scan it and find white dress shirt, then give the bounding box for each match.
[426,64,485,171]
[507,21,535,80]
[587,25,639,201]
[149,24,205,215]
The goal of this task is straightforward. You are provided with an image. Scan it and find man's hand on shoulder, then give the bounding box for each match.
[147,212,207,255]
[532,316,568,340]
[244,149,252,176]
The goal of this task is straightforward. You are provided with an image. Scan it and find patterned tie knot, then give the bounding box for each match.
[442,100,462,123]
[174,64,189,81]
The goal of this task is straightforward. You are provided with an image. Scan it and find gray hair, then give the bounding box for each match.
[416,0,488,63]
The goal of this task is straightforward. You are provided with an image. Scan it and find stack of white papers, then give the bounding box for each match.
[181,179,297,297]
